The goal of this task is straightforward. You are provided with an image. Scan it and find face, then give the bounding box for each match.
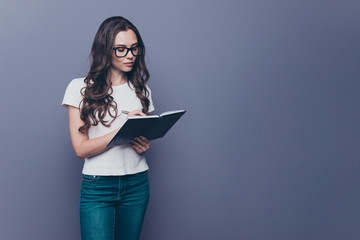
[111,29,138,73]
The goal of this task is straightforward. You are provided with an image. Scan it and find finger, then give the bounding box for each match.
[130,141,143,151]
[127,110,146,118]
[139,136,150,144]
[131,144,142,153]
[131,139,147,152]
[131,143,147,155]
[132,110,146,116]
[134,137,147,146]
[135,137,150,148]
[134,110,145,116]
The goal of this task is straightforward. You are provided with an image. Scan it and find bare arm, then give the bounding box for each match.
[67,105,120,159]
[68,107,151,158]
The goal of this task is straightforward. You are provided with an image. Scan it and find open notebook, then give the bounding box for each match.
[107,110,186,147]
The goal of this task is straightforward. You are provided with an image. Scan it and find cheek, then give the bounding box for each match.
[111,57,123,66]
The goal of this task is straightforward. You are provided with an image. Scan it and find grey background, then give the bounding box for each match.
[0,0,359,239]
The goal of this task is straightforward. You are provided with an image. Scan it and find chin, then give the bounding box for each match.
[122,67,134,72]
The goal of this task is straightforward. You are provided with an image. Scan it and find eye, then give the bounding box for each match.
[132,46,138,51]
[116,47,126,52]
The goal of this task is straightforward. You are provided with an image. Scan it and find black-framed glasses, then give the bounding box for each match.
[112,46,140,58]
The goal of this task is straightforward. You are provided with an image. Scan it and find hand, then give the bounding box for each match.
[127,110,146,118]
[130,136,151,155]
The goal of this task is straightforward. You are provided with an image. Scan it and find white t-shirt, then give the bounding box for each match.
[61,77,155,176]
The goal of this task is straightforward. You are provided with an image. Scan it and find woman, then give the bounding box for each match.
[61,16,154,240]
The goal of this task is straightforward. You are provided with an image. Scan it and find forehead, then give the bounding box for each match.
[114,29,138,46]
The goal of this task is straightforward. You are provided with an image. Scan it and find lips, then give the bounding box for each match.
[124,62,134,66]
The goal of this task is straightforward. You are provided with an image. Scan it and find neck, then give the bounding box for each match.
[109,68,127,86]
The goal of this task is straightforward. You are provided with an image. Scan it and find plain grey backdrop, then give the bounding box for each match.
[0,0,359,239]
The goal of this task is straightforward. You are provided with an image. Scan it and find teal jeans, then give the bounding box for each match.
[80,171,149,240]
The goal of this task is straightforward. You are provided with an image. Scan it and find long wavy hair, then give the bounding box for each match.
[78,16,150,133]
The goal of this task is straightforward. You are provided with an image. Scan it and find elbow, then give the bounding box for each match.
[75,148,96,159]
[76,153,86,159]
[73,141,90,159]
[75,151,85,159]
[74,148,86,159]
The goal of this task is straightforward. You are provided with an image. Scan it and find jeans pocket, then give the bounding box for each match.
[82,174,102,183]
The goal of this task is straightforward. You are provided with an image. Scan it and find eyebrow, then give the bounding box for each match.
[113,42,138,47]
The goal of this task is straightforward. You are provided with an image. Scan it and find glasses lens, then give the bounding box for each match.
[115,48,127,57]
[131,47,139,56]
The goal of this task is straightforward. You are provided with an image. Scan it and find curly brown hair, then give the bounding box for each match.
[78,16,150,133]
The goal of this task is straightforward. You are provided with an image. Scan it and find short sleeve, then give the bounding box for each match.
[146,85,155,113]
[61,78,86,109]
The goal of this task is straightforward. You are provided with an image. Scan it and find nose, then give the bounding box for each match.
[125,49,134,58]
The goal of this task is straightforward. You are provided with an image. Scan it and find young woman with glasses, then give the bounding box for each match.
[61,16,154,240]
